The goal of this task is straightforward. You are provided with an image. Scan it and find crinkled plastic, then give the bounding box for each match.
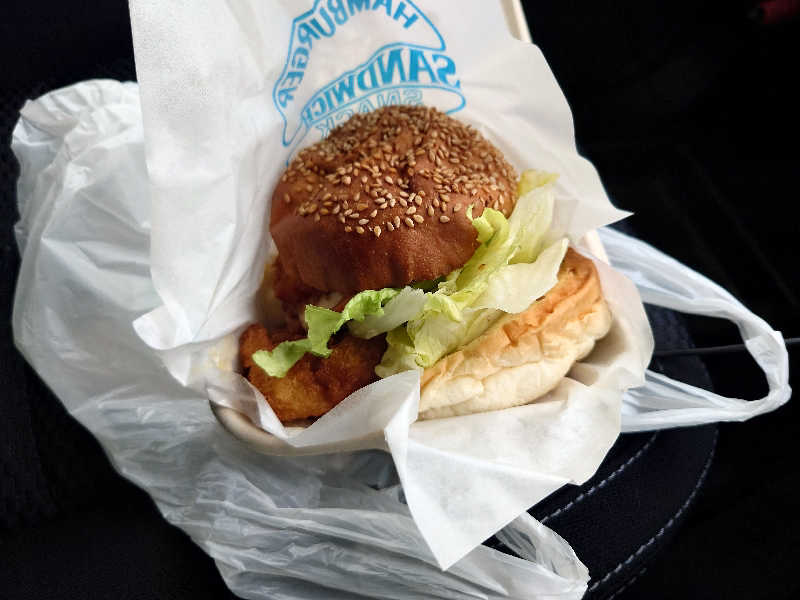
[11,79,790,599]
[11,79,591,599]
[597,228,792,432]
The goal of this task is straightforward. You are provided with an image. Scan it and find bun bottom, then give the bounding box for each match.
[419,249,612,419]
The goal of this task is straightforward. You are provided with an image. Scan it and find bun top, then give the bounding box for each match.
[270,106,517,293]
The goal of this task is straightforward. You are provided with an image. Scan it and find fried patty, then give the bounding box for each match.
[239,324,386,422]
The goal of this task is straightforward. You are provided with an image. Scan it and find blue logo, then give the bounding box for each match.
[273,0,465,161]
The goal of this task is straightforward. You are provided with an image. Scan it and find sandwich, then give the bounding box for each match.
[239,105,611,422]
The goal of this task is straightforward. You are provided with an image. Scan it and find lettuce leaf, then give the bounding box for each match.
[251,288,398,377]
[377,171,567,375]
[348,286,428,339]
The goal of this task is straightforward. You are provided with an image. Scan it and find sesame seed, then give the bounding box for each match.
[394,216,401,228]
[361,175,368,184]
[414,196,422,206]
[358,218,369,225]
[453,204,462,212]
[384,176,393,185]
[404,217,415,227]
[427,206,435,216]
[356,203,369,211]
[348,213,360,219]
[320,208,329,215]
[369,209,378,218]
[283,193,291,204]
[413,214,424,223]
[387,221,395,231]
[343,208,352,216]
[439,215,451,223]
[322,192,332,201]
[345,225,353,232]
[389,198,397,208]
[406,206,417,215]
[356,226,365,234]
[373,226,382,238]
[333,204,341,214]
[306,184,313,192]
[343,176,352,185]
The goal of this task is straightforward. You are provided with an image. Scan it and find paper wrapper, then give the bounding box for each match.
[124,0,652,568]
[12,1,652,575]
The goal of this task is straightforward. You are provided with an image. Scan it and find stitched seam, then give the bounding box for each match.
[607,566,648,600]
[541,432,660,524]
[588,429,719,593]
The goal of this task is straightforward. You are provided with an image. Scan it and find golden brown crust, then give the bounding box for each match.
[270,106,517,293]
[239,324,387,422]
[418,249,612,418]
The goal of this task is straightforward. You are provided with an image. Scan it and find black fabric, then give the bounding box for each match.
[2,1,796,599]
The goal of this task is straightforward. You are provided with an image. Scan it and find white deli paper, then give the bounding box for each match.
[124,0,650,569]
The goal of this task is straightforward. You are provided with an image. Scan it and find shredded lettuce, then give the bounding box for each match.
[251,288,398,377]
[348,287,428,339]
[376,171,567,376]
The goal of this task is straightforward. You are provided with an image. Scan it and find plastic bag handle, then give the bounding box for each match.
[598,228,791,432]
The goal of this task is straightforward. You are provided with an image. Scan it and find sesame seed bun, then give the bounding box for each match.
[270,106,517,294]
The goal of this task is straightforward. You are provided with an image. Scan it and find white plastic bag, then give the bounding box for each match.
[11,79,790,599]
[596,228,792,431]
[11,79,591,600]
